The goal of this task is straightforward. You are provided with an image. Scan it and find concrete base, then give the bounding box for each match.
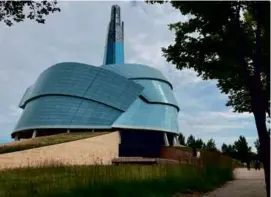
[173,135,179,146]
[164,132,169,146]
[32,130,37,138]
[112,157,179,165]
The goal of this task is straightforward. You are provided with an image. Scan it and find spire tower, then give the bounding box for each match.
[103,5,124,65]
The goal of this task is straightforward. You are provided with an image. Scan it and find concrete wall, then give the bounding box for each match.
[0,132,120,170]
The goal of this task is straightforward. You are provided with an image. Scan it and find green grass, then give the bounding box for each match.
[0,164,233,197]
[0,132,108,154]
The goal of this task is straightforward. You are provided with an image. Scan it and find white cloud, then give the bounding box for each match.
[8,105,22,118]
[209,111,253,119]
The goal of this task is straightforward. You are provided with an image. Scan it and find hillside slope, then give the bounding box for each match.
[0,131,120,170]
[0,132,108,154]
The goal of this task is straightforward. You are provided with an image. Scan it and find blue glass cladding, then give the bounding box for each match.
[104,42,124,65]
[70,99,121,126]
[14,62,180,135]
[84,68,142,111]
[113,98,179,133]
[19,85,33,108]
[115,42,124,64]
[102,63,173,88]
[15,95,122,132]
[15,96,80,130]
[133,79,179,111]
[20,62,143,112]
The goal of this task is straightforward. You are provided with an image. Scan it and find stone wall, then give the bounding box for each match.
[0,131,120,170]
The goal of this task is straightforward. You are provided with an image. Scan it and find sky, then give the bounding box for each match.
[0,1,259,150]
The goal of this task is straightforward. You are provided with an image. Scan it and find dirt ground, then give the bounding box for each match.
[202,168,267,197]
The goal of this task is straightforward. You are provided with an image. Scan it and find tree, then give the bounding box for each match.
[221,143,228,154]
[186,135,196,148]
[234,136,251,163]
[204,138,217,152]
[146,1,270,195]
[255,131,270,161]
[178,133,186,145]
[194,138,204,149]
[0,1,61,26]
[222,143,237,159]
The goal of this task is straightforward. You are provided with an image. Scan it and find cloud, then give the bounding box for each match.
[0,1,257,150]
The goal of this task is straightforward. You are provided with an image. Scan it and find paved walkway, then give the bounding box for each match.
[203,168,267,197]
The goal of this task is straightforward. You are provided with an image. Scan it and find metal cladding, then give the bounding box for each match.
[104,5,124,65]
[12,5,180,139]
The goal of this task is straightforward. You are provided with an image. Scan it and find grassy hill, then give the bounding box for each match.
[0,132,108,154]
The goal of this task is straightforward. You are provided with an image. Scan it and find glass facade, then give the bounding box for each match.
[13,62,179,136]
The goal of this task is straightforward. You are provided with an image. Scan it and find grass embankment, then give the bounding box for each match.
[0,164,233,197]
[0,132,107,154]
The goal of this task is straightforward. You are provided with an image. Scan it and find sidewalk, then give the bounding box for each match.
[202,168,267,197]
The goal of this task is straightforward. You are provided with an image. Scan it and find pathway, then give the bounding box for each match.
[202,168,267,197]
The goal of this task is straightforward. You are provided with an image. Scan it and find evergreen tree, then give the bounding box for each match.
[178,133,186,145]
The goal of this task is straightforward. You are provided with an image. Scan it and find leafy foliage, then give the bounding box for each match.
[0,1,61,26]
[146,1,270,116]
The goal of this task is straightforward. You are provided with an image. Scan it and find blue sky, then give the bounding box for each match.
[0,1,259,150]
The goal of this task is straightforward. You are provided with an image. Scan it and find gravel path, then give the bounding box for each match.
[202,168,267,197]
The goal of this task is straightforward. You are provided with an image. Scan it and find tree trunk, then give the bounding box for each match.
[232,2,270,195]
[252,98,270,197]
[252,2,270,196]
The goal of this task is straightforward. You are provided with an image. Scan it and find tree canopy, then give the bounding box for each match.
[0,1,60,26]
[147,1,269,116]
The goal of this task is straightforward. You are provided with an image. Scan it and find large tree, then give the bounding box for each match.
[147,1,270,195]
[0,1,60,26]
